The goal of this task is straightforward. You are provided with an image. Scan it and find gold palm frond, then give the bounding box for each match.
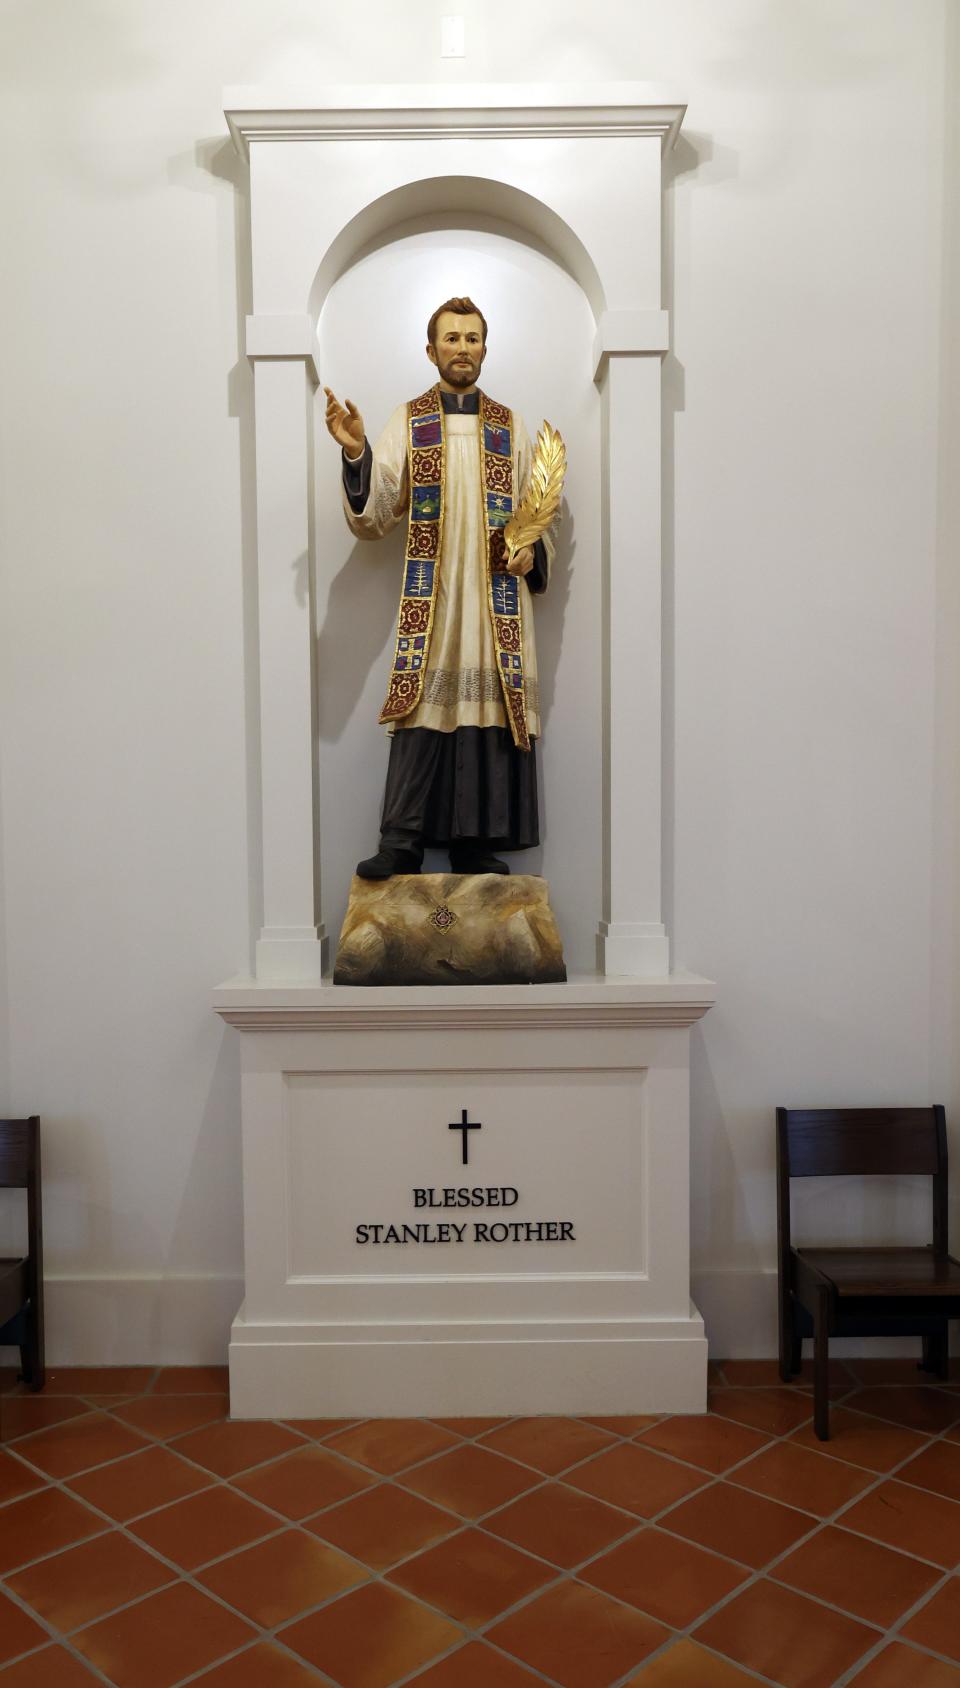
[504,422,566,560]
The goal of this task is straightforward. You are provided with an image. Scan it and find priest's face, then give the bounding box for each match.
[427,312,487,390]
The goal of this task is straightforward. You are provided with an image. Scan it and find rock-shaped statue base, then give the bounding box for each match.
[333,873,566,987]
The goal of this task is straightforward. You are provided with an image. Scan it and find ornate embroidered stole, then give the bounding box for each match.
[378,386,530,751]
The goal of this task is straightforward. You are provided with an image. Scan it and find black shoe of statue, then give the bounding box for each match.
[449,851,510,876]
[355,847,422,880]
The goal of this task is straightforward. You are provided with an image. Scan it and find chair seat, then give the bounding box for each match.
[0,1256,26,1327]
[798,1246,960,1297]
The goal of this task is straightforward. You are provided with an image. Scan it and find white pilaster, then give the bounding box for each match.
[251,349,327,981]
[598,342,670,976]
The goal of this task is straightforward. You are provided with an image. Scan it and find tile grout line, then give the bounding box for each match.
[171,1638,343,1688]
[0,1406,575,1682]
[2,1368,952,1481]
[273,1389,960,1686]
[830,1586,960,1688]
[396,1381,960,1686]
[0,1406,396,1682]
[0,1489,288,1682]
[2,1404,641,1541]
[2,1375,959,1686]
[7,1385,956,1572]
[586,1403,960,1688]
[3,1380,691,1688]
[4,1374,956,1508]
[0,1388,954,1507]
[0,1577,127,1687]
[2,1406,702,1687]
[3,1394,959,1685]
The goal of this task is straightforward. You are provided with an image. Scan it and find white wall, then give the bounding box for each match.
[0,0,955,1360]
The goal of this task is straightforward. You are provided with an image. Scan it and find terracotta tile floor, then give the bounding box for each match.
[1,1360,959,1686]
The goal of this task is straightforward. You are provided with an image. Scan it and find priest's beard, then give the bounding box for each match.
[435,351,482,389]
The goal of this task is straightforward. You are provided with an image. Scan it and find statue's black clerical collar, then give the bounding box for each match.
[439,390,480,414]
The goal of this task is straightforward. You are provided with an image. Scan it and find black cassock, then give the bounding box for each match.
[343,390,547,859]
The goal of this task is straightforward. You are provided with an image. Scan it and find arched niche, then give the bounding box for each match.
[227,84,683,982]
[312,209,601,970]
[307,175,607,326]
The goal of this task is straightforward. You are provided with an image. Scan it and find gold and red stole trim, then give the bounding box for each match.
[481,392,528,751]
[378,386,530,751]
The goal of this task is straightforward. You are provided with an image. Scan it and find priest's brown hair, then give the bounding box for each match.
[427,297,488,346]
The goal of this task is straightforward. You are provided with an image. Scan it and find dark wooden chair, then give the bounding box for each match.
[0,1117,45,1390]
[777,1106,959,1440]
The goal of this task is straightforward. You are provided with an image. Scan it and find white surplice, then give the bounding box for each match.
[343,402,551,737]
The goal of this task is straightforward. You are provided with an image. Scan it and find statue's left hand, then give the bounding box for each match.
[506,545,535,578]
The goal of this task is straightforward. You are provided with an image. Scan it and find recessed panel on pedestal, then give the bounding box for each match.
[284,1068,646,1279]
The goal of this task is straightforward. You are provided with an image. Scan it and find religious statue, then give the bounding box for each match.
[325,296,564,883]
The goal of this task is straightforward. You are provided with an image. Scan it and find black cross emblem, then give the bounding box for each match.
[448,1108,481,1166]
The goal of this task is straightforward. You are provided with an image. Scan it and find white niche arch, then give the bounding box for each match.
[226,84,684,981]
[307,175,607,325]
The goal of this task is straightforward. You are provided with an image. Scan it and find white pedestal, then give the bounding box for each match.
[214,973,714,1419]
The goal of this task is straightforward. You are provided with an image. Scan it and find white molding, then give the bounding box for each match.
[254,930,329,985]
[599,922,672,978]
[230,1303,708,1417]
[245,314,321,384]
[42,1274,242,1365]
[224,84,686,156]
[593,309,670,377]
[213,972,716,1032]
[245,314,315,357]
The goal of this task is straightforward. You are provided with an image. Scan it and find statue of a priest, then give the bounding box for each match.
[325,296,554,879]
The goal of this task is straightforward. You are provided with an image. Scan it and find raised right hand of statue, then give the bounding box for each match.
[324,388,365,459]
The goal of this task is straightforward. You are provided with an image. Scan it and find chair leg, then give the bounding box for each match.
[778,1299,791,1381]
[19,1305,44,1392]
[30,1308,44,1392]
[779,1286,799,1381]
[920,1325,949,1382]
[813,1286,830,1441]
[790,1320,802,1376]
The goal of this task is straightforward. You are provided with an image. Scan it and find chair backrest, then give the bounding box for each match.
[0,1117,39,1191]
[777,1106,948,1257]
[0,1118,43,1378]
[0,1117,42,1270]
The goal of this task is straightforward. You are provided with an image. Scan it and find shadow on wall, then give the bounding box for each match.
[689,1025,776,1356]
[162,1027,244,1360]
[533,496,574,734]
[316,531,405,742]
[690,1025,766,1278]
